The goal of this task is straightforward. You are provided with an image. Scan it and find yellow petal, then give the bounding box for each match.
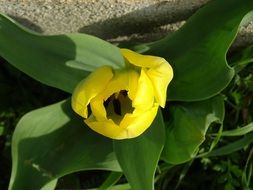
[132,69,154,110]
[127,70,139,101]
[121,48,164,68]
[119,104,159,138]
[121,48,173,107]
[86,104,158,139]
[90,98,107,121]
[147,62,173,107]
[71,66,113,118]
[98,69,139,101]
[85,117,129,140]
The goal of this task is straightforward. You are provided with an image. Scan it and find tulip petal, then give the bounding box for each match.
[132,69,154,110]
[90,98,107,121]
[121,48,163,68]
[120,104,159,138]
[71,66,113,118]
[147,63,173,107]
[121,48,173,107]
[98,70,139,100]
[85,117,129,140]
[86,104,158,139]
[127,71,139,101]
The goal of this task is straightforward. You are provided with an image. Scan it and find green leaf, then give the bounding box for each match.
[201,132,253,157]
[89,183,131,190]
[100,183,131,190]
[9,99,121,190]
[133,0,253,101]
[230,44,253,73]
[162,96,224,164]
[240,10,253,26]
[221,123,253,136]
[98,172,122,190]
[113,110,165,190]
[0,14,124,94]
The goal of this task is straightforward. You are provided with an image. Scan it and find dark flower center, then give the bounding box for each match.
[104,90,134,122]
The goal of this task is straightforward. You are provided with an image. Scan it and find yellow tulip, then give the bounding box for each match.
[71,49,173,139]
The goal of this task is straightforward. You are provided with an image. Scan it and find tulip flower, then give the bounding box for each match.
[71,49,173,139]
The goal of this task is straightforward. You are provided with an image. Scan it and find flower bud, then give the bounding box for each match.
[72,49,173,139]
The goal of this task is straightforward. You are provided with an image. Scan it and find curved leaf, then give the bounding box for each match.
[0,14,124,94]
[133,0,253,101]
[162,96,224,164]
[113,110,165,190]
[9,99,121,190]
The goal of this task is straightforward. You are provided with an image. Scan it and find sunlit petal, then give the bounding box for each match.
[99,69,139,100]
[85,117,129,140]
[120,104,159,138]
[121,48,173,107]
[127,70,139,101]
[71,66,113,118]
[132,69,154,110]
[90,98,107,121]
[121,48,165,68]
[147,62,173,107]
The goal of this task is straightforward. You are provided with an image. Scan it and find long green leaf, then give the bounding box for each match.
[113,110,165,190]
[133,0,253,101]
[9,99,121,190]
[201,132,253,157]
[89,184,131,190]
[221,123,253,136]
[98,172,122,190]
[0,14,124,93]
[162,96,224,164]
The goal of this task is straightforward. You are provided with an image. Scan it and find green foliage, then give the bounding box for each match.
[221,123,253,136]
[98,172,122,190]
[133,0,253,101]
[202,133,253,157]
[0,14,124,94]
[9,99,121,189]
[162,96,224,164]
[114,110,165,190]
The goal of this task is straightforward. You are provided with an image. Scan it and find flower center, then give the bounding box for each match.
[104,90,134,123]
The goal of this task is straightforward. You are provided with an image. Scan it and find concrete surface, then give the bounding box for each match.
[0,0,252,49]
